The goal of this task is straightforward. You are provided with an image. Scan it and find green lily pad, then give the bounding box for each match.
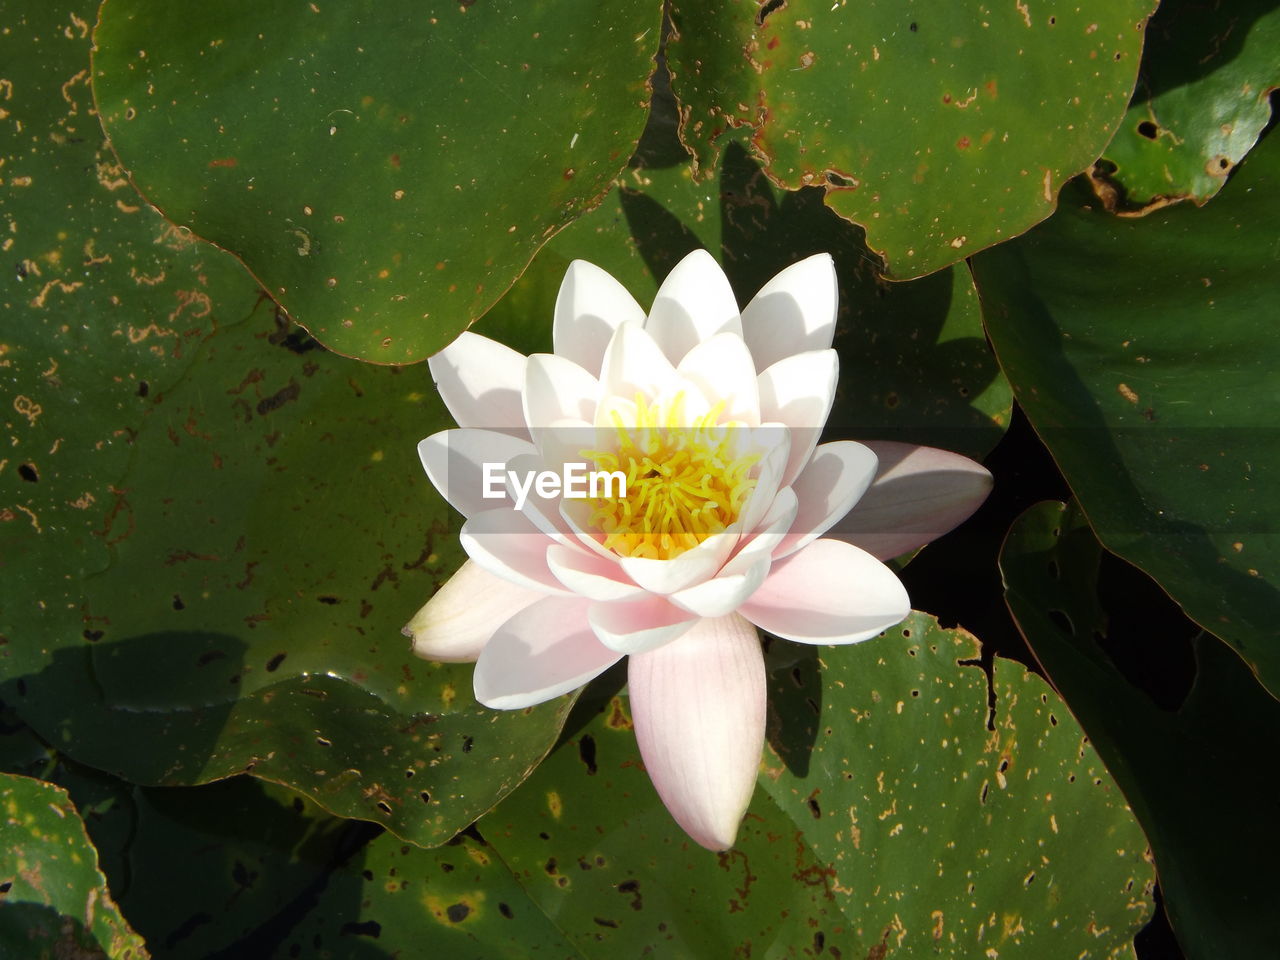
[92,0,663,362]
[664,0,1156,278]
[477,613,1153,956]
[1001,501,1280,957]
[0,772,148,960]
[972,130,1280,696]
[479,124,1011,464]
[1095,0,1280,210]
[1,0,571,848]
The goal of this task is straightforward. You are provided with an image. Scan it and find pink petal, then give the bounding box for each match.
[676,332,760,426]
[417,429,539,518]
[587,595,698,654]
[619,531,737,595]
[741,253,838,371]
[473,596,621,708]
[547,544,646,602]
[553,260,647,376]
[827,440,993,560]
[523,353,599,429]
[629,613,765,850]
[739,539,909,644]
[403,560,543,662]
[428,332,529,438]
[644,250,743,364]
[773,441,879,560]
[459,509,570,595]
[757,350,838,486]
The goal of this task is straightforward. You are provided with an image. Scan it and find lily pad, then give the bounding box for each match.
[477,613,1153,956]
[1001,501,1280,958]
[1,0,571,848]
[92,0,663,362]
[664,0,1156,278]
[972,130,1280,696]
[1095,0,1280,210]
[0,772,148,960]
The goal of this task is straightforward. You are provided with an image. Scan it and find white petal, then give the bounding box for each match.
[676,333,760,426]
[739,539,909,644]
[619,532,737,595]
[629,613,765,850]
[774,441,879,559]
[598,321,680,414]
[459,509,570,595]
[740,253,838,371]
[418,429,539,518]
[428,332,529,438]
[588,595,699,654]
[404,560,544,662]
[553,260,647,376]
[757,349,838,487]
[644,250,743,364]
[524,353,599,429]
[547,544,646,602]
[737,427,790,534]
[828,440,994,560]
[473,596,621,708]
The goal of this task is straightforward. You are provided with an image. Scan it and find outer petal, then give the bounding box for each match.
[588,595,699,654]
[827,440,993,560]
[547,544,646,602]
[739,539,909,644]
[459,509,571,595]
[619,531,737,595]
[740,253,838,371]
[418,429,539,518]
[629,613,765,851]
[773,441,879,560]
[428,332,529,438]
[553,259,647,376]
[473,596,621,708]
[403,560,545,663]
[757,349,838,487]
[644,250,743,364]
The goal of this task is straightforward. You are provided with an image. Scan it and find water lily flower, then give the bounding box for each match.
[408,250,992,850]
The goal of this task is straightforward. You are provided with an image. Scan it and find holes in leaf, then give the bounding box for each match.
[499,902,514,919]
[137,380,150,398]
[339,920,382,938]
[172,594,186,611]
[1137,120,1159,140]
[376,800,393,815]
[17,463,37,483]
[419,791,431,804]
[756,0,786,27]
[266,652,286,672]
[316,736,332,747]
[445,903,470,923]
[1047,609,1075,636]
[578,734,598,774]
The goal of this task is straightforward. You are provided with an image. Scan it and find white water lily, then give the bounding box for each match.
[408,250,992,850]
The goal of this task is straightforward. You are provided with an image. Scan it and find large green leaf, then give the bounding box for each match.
[1096,0,1280,209]
[479,124,1012,465]
[1,0,570,847]
[972,130,1280,696]
[0,772,148,960]
[1000,501,1280,958]
[665,0,1155,278]
[92,0,663,362]
[477,613,1153,957]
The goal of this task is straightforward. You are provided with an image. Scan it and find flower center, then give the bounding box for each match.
[584,392,758,561]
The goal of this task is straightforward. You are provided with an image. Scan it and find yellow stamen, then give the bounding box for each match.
[583,392,758,561]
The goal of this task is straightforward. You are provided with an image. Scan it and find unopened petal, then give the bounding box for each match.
[739,539,909,644]
[404,560,543,662]
[644,250,743,364]
[473,596,620,708]
[597,321,679,417]
[629,614,765,850]
[428,332,529,438]
[741,253,838,371]
[553,259,647,376]
[828,441,993,560]
[677,332,760,426]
